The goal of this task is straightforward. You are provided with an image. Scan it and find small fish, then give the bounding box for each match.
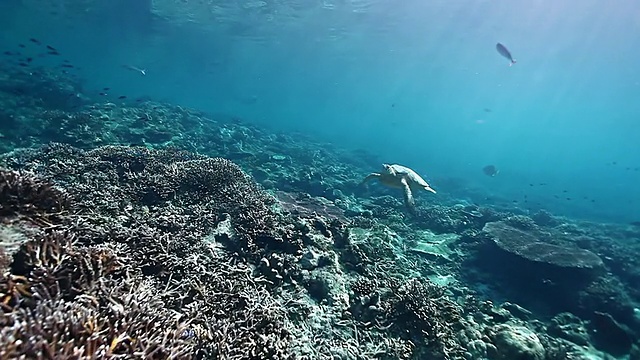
[99,92,107,96]
[48,51,60,56]
[483,108,492,113]
[18,62,28,67]
[3,51,13,56]
[46,45,57,51]
[496,43,516,66]
[61,64,74,68]
[18,44,25,48]
[103,87,110,91]
[482,165,499,177]
[118,95,127,99]
[29,38,41,44]
[26,57,33,63]
[123,64,146,75]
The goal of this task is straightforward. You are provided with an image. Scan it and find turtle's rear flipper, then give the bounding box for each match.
[424,185,436,194]
[400,178,416,213]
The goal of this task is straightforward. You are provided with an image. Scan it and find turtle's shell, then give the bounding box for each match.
[385,164,430,188]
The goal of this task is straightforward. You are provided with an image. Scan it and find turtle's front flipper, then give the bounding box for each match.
[360,173,380,188]
[400,177,415,210]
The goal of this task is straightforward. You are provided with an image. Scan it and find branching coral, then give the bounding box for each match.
[0,168,70,222]
[0,230,195,359]
[0,144,304,358]
[385,279,465,359]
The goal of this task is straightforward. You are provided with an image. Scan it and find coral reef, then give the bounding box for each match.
[0,78,639,359]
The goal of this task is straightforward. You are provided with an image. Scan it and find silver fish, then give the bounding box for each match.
[496,43,516,66]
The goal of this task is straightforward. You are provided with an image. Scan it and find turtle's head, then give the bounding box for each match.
[382,164,395,175]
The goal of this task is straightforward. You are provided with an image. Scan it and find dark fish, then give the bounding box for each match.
[61,64,74,68]
[18,62,28,67]
[3,51,13,56]
[29,38,41,44]
[118,95,127,99]
[46,45,57,51]
[496,43,516,66]
[48,51,60,56]
[103,87,110,91]
[482,165,499,177]
[483,108,492,113]
[26,57,33,63]
[99,92,107,96]
[18,44,25,48]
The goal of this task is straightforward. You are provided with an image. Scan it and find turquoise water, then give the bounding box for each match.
[1,0,639,223]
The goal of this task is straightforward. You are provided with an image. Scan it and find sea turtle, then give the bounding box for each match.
[361,164,436,210]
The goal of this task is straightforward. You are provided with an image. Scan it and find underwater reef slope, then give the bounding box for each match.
[0,62,639,357]
[1,144,637,359]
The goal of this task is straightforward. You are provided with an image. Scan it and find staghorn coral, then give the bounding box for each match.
[0,230,195,359]
[0,280,194,359]
[0,168,70,222]
[0,144,303,358]
[3,144,291,257]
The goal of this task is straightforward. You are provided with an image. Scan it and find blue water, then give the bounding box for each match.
[1,0,639,224]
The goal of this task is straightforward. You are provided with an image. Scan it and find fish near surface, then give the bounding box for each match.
[496,43,516,66]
